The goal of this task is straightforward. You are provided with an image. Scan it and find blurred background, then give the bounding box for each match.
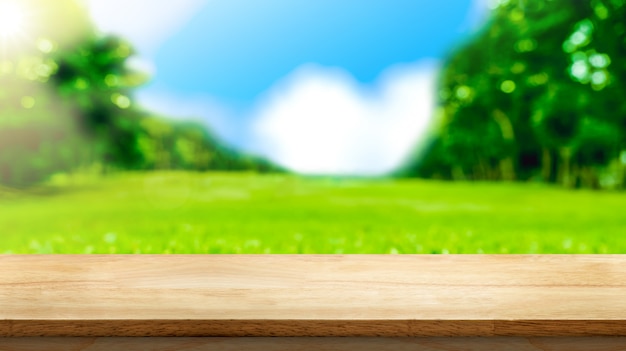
[0,0,625,253]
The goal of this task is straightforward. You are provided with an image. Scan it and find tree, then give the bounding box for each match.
[406,0,626,189]
[0,0,94,186]
[0,0,283,187]
[51,34,149,170]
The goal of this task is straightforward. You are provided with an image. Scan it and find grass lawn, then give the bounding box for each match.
[0,171,624,254]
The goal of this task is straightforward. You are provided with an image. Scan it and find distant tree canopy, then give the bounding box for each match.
[402,0,626,189]
[0,0,279,187]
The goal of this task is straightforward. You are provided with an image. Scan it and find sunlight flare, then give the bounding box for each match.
[0,1,27,40]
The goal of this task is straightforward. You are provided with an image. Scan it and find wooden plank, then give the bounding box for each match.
[3,337,626,351]
[1,255,626,337]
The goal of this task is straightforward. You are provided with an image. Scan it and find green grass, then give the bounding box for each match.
[1,171,625,253]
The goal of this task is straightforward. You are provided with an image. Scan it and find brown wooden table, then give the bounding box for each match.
[1,255,626,350]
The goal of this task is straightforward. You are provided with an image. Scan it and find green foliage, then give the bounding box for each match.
[0,0,96,187]
[46,32,282,175]
[50,34,149,170]
[405,0,626,189]
[0,1,281,187]
[137,117,282,172]
[1,172,625,253]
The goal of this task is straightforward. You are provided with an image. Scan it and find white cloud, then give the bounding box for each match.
[136,62,439,176]
[251,61,439,176]
[84,0,205,56]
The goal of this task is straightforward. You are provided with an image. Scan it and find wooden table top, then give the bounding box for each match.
[1,255,625,337]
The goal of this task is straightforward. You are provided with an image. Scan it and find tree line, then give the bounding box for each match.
[0,1,279,188]
[3,0,624,189]
[401,0,626,189]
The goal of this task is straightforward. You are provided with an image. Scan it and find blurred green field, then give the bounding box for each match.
[0,171,625,254]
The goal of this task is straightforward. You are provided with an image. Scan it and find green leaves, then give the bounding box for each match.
[409,0,626,188]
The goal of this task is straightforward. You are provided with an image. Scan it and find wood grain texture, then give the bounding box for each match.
[3,338,626,351]
[1,255,626,337]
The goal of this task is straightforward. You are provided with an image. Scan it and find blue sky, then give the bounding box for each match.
[152,1,479,103]
[87,0,488,175]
